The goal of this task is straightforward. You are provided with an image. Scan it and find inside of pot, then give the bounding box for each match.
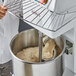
[10,29,64,63]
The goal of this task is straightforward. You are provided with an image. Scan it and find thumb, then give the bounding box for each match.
[3,6,8,11]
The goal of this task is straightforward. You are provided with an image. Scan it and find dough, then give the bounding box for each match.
[16,36,61,62]
[16,47,39,62]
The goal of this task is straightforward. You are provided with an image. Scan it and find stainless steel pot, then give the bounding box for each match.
[10,29,65,76]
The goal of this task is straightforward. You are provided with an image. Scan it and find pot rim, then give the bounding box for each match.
[10,29,65,64]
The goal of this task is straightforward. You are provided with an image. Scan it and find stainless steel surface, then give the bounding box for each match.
[39,31,43,62]
[10,29,65,76]
[5,0,76,31]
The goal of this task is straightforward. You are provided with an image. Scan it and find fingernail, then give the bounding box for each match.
[4,6,8,9]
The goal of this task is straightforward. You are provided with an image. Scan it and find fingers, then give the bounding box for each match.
[0,14,4,19]
[0,4,8,19]
[0,4,7,13]
[0,11,5,17]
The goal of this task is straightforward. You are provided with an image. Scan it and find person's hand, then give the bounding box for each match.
[0,4,8,19]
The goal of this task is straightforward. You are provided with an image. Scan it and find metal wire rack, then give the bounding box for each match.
[5,0,76,32]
